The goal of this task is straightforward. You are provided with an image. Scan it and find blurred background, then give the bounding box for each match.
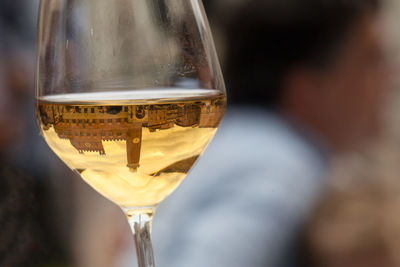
[3,0,400,266]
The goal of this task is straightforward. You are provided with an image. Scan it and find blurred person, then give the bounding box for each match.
[127,0,392,267]
[0,44,71,266]
[0,0,73,266]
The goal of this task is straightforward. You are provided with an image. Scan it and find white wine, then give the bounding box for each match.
[37,89,226,208]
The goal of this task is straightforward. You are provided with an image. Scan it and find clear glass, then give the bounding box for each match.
[35,0,226,266]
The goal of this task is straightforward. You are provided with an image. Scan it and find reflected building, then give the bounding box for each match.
[38,96,225,170]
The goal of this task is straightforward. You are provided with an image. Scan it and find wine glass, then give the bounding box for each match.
[35,0,226,266]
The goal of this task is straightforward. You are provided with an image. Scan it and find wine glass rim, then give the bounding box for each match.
[37,88,224,104]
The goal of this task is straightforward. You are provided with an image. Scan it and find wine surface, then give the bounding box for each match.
[37,89,225,207]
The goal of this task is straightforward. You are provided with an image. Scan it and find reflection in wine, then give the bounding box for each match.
[37,91,225,208]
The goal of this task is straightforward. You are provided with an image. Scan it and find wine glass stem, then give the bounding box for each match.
[126,211,155,267]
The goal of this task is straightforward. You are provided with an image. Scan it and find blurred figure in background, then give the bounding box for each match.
[147,0,390,267]
[0,1,72,266]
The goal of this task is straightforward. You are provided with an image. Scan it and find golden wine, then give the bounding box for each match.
[37,90,226,208]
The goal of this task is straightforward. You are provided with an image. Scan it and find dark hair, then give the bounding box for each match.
[225,0,381,108]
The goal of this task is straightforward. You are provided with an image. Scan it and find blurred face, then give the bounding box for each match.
[286,13,390,151]
[320,13,389,149]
